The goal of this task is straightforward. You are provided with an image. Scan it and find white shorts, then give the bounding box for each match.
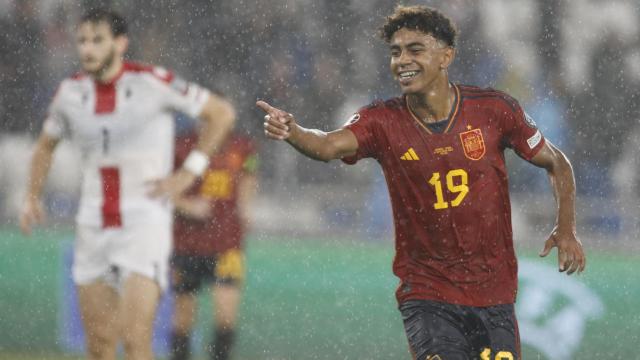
[72,222,172,291]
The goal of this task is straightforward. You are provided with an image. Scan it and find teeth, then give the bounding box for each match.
[399,71,418,79]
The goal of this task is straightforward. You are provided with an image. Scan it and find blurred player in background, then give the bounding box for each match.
[258,5,585,360]
[169,127,258,360]
[19,9,235,360]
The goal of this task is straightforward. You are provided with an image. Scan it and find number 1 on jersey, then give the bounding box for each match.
[428,169,469,209]
[428,172,448,209]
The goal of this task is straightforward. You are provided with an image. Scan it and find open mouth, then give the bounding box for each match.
[398,70,419,82]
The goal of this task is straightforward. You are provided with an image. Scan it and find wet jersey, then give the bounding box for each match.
[43,62,210,228]
[342,84,546,307]
[173,133,258,255]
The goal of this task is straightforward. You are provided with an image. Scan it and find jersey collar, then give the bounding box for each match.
[406,83,461,135]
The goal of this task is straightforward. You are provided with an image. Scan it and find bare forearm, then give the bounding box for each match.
[26,138,56,200]
[548,151,576,231]
[196,98,236,155]
[197,115,233,155]
[158,98,235,200]
[286,125,342,162]
[533,142,585,273]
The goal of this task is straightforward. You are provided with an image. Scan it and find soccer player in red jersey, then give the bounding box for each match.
[169,129,258,360]
[19,9,235,360]
[258,5,585,360]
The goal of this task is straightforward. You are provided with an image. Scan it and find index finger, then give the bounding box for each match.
[256,100,279,115]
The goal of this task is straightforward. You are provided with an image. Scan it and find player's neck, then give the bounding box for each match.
[407,79,453,124]
[94,58,124,84]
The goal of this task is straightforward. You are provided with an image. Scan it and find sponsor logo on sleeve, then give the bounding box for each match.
[527,130,542,149]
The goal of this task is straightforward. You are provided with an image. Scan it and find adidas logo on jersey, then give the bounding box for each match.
[400,148,420,160]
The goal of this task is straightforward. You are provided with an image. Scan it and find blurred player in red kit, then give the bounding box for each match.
[19,9,235,360]
[169,127,258,360]
[258,5,585,360]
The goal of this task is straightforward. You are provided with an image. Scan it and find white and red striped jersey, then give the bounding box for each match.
[43,62,210,228]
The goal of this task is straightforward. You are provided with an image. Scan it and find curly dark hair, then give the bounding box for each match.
[80,8,128,37]
[379,5,457,47]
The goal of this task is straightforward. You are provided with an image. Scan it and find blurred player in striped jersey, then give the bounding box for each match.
[19,9,235,360]
[169,128,258,360]
[259,5,585,360]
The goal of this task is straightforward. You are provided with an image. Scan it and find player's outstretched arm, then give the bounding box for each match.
[530,141,586,275]
[149,94,235,199]
[257,100,358,162]
[20,133,60,235]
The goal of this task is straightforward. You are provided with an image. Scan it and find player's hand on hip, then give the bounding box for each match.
[147,168,197,200]
[256,100,295,140]
[539,227,586,275]
[19,197,45,235]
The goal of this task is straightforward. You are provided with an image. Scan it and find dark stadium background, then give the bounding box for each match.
[1,0,639,359]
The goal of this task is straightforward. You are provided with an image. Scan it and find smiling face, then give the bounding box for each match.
[389,28,455,95]
[76,21,127,76]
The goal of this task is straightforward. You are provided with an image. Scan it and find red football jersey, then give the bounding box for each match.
[173,132,258,256]
[342,84,545,307]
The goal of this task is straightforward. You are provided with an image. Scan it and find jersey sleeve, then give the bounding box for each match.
[42,83,68,139]
[501,99,546,161]
[340,107,380,164]
[154,67,210,118]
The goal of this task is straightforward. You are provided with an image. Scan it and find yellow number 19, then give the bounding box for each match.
[428,169,469,210]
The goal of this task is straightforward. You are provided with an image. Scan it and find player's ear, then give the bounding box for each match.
[440,47,455,70]
[115,35,129,56]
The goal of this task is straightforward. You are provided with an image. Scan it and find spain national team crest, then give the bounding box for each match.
[459,128,486,160]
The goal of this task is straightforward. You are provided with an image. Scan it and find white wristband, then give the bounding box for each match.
[182,150,209,176]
